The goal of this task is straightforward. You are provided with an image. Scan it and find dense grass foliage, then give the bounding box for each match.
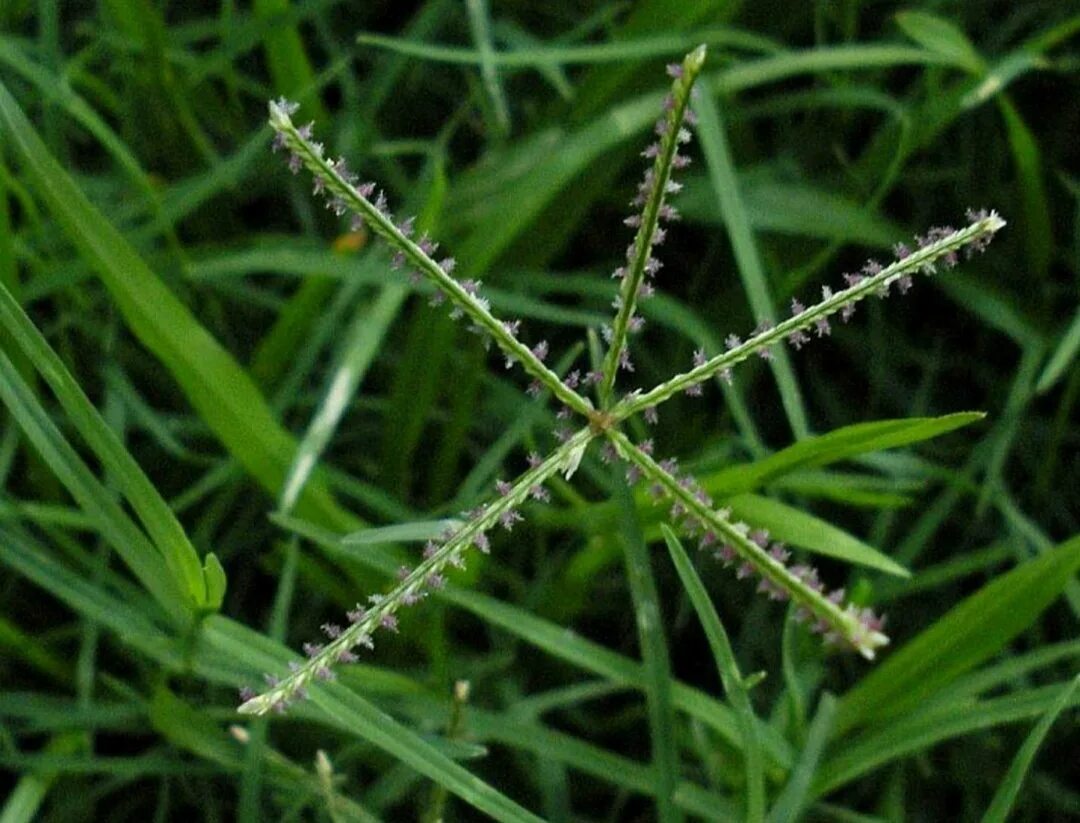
[1,3,1078,821]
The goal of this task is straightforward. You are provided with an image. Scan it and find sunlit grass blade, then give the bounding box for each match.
[279,284,408,513]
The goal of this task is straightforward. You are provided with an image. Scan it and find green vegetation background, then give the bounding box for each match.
[0,2,1077,821]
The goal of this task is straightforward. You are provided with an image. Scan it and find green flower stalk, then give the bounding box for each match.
[241,45,1005,715]
[607,430,888,658]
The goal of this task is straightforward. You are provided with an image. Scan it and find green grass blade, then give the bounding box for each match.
[252,0,325,119]
[835,534,1080,734]
[767,694,836,823]
[465,0,510,136]
[202,619,546,823]
[616,484,681,823]
[1036,305,1080,394]
[0,281,218,609]
[678,171,902,246]
[356,29,779,67]
[0,79,353,531]
[997,97,1052,280]
[280,284,408,513]
[979,674,1080,823]
[0,734,82,823]
[271,512,795,771]
[662,526,764,823]
[703,413,985,497]
[0,353,187,619]
[894,11,984,72]
[725,494,909,577]
[819,681,1080,795]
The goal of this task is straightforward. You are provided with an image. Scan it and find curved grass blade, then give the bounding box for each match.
[0,281,222,610]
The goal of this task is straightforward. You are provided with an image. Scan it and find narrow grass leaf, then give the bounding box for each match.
[0,281,220,609]
[663,526,764,823]
[767,694,836,823]
[0,80,353,530]
[280,284,408,513]
[270,513,795,771]
[678,172,902,246]
[693,77,809,440]
[465,0,510,135]
[0,355,187,619]
[997,97,1052,279]
[355,30,778,67]
[0,734,83,823]
[341,520,463,547]
[894,11,985,72]
[979,675,1080,823]
[616,485,681,823]
[704,413,984,497]
[818,681,1080,795]
[202,619,545,823]
[725,494,909,577]
[1035,305,1080,393]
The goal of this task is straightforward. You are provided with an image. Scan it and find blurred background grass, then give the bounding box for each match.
[0,2,1077,820]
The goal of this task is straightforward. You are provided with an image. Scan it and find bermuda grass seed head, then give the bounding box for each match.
[241,46,1005,715]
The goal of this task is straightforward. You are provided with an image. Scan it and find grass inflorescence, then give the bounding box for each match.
[242,47,1004,715]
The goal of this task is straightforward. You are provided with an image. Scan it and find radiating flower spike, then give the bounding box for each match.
[607,429,890,659]
[598,44,708,405]
[248,54,1005,719]
[609,209,1005,423]
[266,98,593,420]
[239,427,599,715]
